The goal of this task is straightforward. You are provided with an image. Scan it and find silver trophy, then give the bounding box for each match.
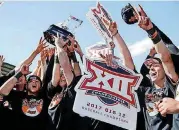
[44,15,83,46]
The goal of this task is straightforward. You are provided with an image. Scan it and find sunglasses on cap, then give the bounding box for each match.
[144,58,162,69]
[27,75,42,87]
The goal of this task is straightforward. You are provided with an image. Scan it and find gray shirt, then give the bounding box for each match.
[137,77,175,130]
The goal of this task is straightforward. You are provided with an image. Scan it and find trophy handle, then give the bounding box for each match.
[69,15,83,33]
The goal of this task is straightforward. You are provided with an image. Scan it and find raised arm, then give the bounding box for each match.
[73,40,84,76]
[31,60,41,76]
[153,24,179,55]
[67,36,83,76]
[109,22,135,70]
[16,37,47,71]
[48,48,55,61]
[54,35,74,86]
[36,66,41,78]
[152,32,178,82]
[137,5,178,82]
[40,49,48,81]
[51,52,61,87]
[0,65,29,96]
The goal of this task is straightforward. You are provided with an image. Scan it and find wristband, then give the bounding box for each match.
[151,33,161,44]
[14,72,23,79]
[55,55,59,63]
[146,27,156,37]
[69,52,78,63]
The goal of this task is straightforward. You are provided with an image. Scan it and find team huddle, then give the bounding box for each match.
[0,3,179,130]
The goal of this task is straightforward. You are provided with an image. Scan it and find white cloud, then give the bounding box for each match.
[128,38,153,57]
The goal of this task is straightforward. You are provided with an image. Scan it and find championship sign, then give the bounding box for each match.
[86,2,113,43]
[73,56,143,130]
[86,43,112,61]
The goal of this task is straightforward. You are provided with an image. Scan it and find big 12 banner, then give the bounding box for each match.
[85,42,112,61]
[73,56,143,130]
[86,2,113,43]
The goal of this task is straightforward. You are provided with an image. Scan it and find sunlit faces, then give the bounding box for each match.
[148,59,165,82]
[144,58,157,69]
[27,77,41,93]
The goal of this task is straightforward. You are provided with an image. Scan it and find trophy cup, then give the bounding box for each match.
[44,16,83,46]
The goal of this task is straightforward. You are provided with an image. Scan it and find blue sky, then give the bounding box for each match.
[0,1,179,71]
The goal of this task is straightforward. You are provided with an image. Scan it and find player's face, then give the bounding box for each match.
[149,59,165,82]
[27,79,41,94]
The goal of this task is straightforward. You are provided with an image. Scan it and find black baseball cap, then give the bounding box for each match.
[121,3,138,24]
[27,75,42,88]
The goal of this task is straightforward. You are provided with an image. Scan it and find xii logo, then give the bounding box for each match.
[78,58,141,108]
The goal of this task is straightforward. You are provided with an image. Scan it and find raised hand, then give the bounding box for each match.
[100,53,113,67]
[109,21,118,36]
[67,35,75,52]
[99,49,113,67]
[40,49,48,65]
[149,46,157,57]
[74,41,83,57]
[66,35,84,57]
[48,48,55,59]
[0,55,5,67]
[19,64,30,75]
[35,37,48,54]
[54,33,69,49]
[138,4,148,17]
[136,5,153,30]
